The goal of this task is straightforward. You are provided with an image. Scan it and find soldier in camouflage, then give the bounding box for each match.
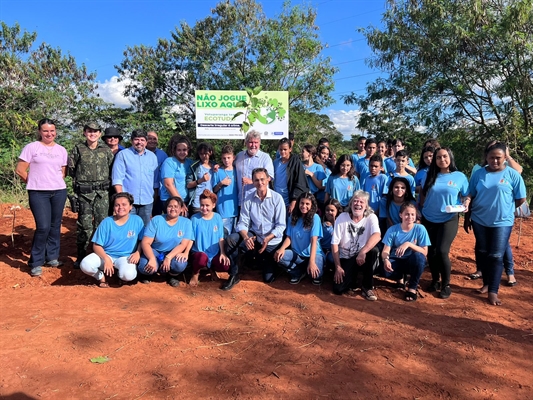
[68,122,114,268]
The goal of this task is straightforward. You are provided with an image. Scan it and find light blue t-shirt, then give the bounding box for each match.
[384,157,416,175]
[362,174,389,212]
[382,223,431,260]
[384,172,416,197]
[469,166,526,227]
[192,164,214,208]
[287,214,324,257]
[414,167,428,188]
[212,168,238,218]
[379,198,417,227]
[326,175,361,207]
[143,215,193,252]
[304,163,326,194]
[355,157,373,182]
[92,214,144,258]
[160,157,193,202]
[422,171,469,223]
[273,158,290,206]
[191,212,224,263]
[320,221,334,252]
[316,167,331,203]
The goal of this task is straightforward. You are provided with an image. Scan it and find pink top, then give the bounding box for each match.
[19,141,68,190]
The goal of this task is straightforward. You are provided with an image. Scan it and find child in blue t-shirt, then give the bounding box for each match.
[321,198,343,269]
[274,193,325,285]
[381,202,431,301]
[325,155,360,208]
[361,155,389,212]
[302,144,326,196]
[212,145,238,237]
[190,190,231,286]
[387,150,416,197]
[379,176,417,236]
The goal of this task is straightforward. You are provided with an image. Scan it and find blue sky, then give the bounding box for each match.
[0,0,386,138]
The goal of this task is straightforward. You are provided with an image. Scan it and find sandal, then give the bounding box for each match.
[404,291,417,302]
[468,272,482,280]
[98,281,110,288]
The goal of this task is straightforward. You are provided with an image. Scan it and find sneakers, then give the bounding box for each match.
[221,274,240,291]
[45,259,63,268]
[362,288,378,301]
[427,281,441,293]
[312,277,323,285]
[73,260,81,269]
[30,266,42,277]
[439,285,452,299]
[139,275,152,284]
[289,271,306,285]
[167,277,180,287]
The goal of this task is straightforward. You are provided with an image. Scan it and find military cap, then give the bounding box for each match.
[84,122,101,131]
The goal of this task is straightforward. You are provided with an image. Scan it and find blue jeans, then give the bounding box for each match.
[278,250,324,279]
[472,221,513,294]
[383,252,426,291]
[137,249,187,276]
[131,203,153,226]
[28,189,67,268]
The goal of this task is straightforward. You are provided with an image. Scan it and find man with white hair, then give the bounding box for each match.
[234,130,274,205]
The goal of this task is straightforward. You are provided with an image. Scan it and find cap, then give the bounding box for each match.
[103,127,123,140]
[84,122,101,131]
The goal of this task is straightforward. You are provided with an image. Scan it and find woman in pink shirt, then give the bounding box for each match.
[16,118,68,277]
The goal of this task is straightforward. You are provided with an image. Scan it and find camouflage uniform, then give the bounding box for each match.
[68,142,114,261]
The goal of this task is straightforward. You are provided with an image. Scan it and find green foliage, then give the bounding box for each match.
[0,22,113,191]
[117,0,337,147]
[232,86,287,133]
[343,0,533,185]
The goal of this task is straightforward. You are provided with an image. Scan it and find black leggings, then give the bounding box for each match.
[333,247,379,294]
[422,214,458,287]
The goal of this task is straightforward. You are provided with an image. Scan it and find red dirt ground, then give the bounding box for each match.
[1,204,532,400]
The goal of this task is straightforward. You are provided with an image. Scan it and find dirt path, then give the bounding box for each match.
[1,205,532,399]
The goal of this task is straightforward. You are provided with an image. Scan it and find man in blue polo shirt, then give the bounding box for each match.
[222,168,286,291]
[112,129,158,226]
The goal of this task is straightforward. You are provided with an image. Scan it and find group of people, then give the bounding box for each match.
[15,119,527,306]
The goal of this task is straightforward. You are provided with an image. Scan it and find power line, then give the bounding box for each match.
[320,9,383,26]
[335,71,382,81]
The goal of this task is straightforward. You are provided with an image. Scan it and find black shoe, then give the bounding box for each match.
[139,275,151,284]
[264,274,275,284]
[312,277,323,285]
[167,276,180,287]
[73,260,81,269]
[439,285,452,299]
[427,281,441,292]
[289,271,306,285]
[222,275,240,291]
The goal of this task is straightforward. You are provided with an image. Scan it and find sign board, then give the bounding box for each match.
[195,90,289,140]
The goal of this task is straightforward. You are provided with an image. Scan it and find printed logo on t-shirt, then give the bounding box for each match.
[347,185,352,191]
[177,230,183,238]
[447,180,457,187]
[127,230,136,238]
[213,225,218,232]
[499,178,507,185]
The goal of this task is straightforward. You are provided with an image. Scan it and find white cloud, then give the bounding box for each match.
[327,109,363,140]
[95,76,133,108]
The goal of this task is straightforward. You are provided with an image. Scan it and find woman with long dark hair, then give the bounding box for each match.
[421,147,469,299]
[274,193,325,285]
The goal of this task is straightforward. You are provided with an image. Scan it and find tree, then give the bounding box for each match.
[0,22,108,191]
[117,0,338,145]
[343,0,533,178]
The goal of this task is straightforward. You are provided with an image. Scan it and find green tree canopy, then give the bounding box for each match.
[117,0,338,142]
[343,0,533,178]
